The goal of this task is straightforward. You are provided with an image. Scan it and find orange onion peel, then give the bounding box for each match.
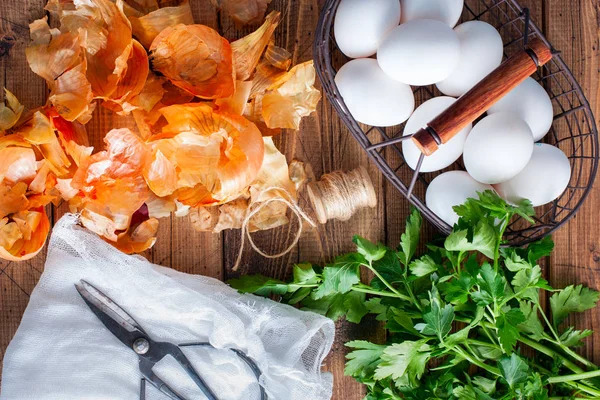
[0,207,50,261]
[215,80,253,116]
[72,128,150,236]
[145,103,264,204]
[150,24,235,99]
[245,136,296,231]
[18,111,73,177]
[129,1,194,49]
[102,39,150,114]
[210,0,272,26]
[260,61,321,130]
[80,0,134,99]
[47,108,94,167]
[231,11,280,81]
[264,39,292,71]
[81,203,158,254]
[0,89,25,132]
[26,17,95,123]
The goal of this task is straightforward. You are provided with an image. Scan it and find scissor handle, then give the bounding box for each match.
[180,343,268,400]
[140,341,218,400]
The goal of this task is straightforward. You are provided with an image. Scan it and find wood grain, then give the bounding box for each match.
[0,2,599,400]
[0,0,48,371]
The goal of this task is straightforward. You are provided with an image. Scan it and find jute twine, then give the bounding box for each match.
[307,166,377,224]
[232,166,377,271]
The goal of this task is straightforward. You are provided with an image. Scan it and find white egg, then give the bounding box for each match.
[402,97,471,172]
[426,171,494,226]
[494,143,571,207]
[436,21,503,97]
[488,77,554,141]
[377,20,461,86]
[334,0,401,58]
[335,59,415,127]
[400,0,464,27]
[463,113,534,184]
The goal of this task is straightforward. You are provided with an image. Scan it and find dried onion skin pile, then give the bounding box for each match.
[0,1,321,261]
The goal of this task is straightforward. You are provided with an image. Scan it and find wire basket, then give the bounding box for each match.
[313,0,599,246]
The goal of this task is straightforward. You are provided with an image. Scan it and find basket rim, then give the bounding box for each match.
[312,0,599,246]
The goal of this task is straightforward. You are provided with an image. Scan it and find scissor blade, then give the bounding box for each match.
[75,280,146,348]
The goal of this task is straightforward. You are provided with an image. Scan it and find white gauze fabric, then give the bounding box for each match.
[1,214,334,400]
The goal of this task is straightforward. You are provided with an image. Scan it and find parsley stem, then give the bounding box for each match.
[535,365,600,397]
[364,263,410,302]
[536,303,561,342]
[553,341,598,370]
[548,370,600,384]
[531,303,596,370]
[453,346,500,376]
[494,215,510,273]
[518,336,583,374]
[351,285,411,301]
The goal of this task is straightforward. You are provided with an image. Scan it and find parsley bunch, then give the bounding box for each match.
[230,191,600,399]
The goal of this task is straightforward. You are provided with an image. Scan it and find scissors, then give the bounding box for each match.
[75,280,267,400]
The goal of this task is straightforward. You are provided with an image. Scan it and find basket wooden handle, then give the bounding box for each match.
[412,38,553,156]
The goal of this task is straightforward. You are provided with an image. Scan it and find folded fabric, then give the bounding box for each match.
[1,214,334,399]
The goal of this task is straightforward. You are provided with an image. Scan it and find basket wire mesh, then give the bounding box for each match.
[314,0,599,246]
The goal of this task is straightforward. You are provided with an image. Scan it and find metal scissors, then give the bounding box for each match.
[75,280,267,400]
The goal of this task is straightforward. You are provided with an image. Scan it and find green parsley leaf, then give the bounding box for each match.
[472,376,497,394]
[471,263,506,306]
[526,236,554,265]
[385,307,418,334]
[398,208,422,266]
[292,263,320,284]
[444,220,496,259]
[408,254,438,277]
[365,298,388,322]
[440,272,475,305]
[354,235,387,263]
[559,326,593,348]
[503,249,531,272]
[371,250,404,288]
[345,341,386,378]
[550,284,600,328]
[523,372,548,400]
[496,308,526,353]
[227,274,289,296]
[518,301,545,341]
[313,253,364,299]
[302,291,367,322]
[345,291,370,323]
[512,265,549,302]
[416,295,454,341]
[374,340,431,385]
[498,353,529,388]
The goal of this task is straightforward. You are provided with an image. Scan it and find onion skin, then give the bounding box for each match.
[0,207,50,262]
[150,24,235,99]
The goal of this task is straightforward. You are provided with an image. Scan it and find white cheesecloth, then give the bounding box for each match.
[0,214,334,400]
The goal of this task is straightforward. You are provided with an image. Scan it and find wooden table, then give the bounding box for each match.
[0,0,598,398]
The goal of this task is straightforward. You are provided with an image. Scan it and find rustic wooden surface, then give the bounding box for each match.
[0,0,598,398]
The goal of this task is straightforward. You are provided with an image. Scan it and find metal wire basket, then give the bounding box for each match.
[313,0,599,246]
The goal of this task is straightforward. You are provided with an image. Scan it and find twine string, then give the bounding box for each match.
[232,167,376,271]
[232,187,316,271]
[308,167,376,224]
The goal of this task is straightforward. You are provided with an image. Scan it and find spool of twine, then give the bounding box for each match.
[307,166,377,224]
[232,166,377,271]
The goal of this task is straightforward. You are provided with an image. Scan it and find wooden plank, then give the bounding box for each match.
[149,0,224,279]
[544,0,600,364]
[221,0,305,280]
[0,0,48,372]
[291,3,387,399]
